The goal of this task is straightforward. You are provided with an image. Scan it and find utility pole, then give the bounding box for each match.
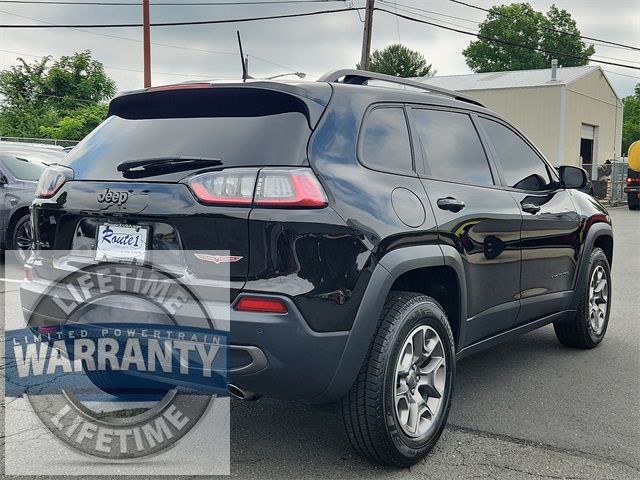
[143,0,151,88]
[360,0,375,70]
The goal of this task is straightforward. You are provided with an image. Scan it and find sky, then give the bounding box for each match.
[0,0,639,97]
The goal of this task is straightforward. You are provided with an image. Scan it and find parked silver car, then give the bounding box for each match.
[0,142,66,262]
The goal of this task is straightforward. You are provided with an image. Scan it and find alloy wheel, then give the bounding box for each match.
[588,265,608,335]
[394,325,446,438]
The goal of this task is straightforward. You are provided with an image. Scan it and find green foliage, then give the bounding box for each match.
[39,103,109,140]
[358,44,436,78]
[0,51,115,140]
[622,84,640,156]
[463,3,596,72]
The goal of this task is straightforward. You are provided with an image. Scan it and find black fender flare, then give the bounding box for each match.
[310,244,467,404]
[569,222,613,311]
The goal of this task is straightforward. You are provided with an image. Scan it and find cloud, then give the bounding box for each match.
[0,0,637,96]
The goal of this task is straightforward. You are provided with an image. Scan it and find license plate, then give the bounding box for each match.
[95,224,149,262]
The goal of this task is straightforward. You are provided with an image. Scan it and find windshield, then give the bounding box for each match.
[0,150,64,181]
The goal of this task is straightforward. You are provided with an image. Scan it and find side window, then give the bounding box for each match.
[479,118,553,191]
[360,107,413,174]
[412,109,494,186]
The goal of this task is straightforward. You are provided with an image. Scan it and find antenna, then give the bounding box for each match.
[237,30,249,82]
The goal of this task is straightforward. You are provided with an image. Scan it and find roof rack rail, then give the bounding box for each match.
[317,69,484,107]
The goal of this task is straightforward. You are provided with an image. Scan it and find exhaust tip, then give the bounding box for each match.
[227,383,261,401]
[227,383,246,400]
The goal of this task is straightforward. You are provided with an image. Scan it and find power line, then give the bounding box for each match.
[391,0,401,43]
[31,93,96,104]
[375,7,640,71]
[0,48,238,78]
[379,0,481,25]
[0,0,347,4]
[381,1,486,31]
[448,0,640,52]
[380,1,640,66]
[0,10,300,71]
[382,0,639,55]
[603,70,640,81]
[0,6,363,27]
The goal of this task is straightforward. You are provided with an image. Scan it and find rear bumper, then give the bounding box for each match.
[20,278,349,402]
[227,295,349,401]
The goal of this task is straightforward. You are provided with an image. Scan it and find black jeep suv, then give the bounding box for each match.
[22,70,613,466]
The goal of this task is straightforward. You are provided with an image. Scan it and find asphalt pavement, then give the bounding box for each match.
[1,206,639,479]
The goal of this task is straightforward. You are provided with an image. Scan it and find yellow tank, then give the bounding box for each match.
[629,140,640,172]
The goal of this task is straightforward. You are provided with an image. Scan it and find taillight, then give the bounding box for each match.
[627,177,637,183]
[187,168,327,208]
[36,166,74,198]
[255,168,327,207]
[188,168,257,205]
[234,296,288,314]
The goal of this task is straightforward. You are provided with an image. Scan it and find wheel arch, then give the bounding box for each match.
[593,234,613,266]
[570,222,613,311]
[310,244,467,404]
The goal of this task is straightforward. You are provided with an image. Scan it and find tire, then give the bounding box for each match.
[629,204,639,211]
[554,248,611,348]
[10,214,32,264]
[340,292,455,467]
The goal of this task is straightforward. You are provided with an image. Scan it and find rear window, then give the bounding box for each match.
[0,151,61,181]
[63,88,313,181]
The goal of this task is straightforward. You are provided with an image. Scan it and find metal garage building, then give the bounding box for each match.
[416,64,623,180]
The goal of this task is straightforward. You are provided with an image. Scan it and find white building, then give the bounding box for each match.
[416,65,623,179]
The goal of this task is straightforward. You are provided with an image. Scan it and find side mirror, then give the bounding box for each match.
[0,174,7,185]
[558,165,588,189]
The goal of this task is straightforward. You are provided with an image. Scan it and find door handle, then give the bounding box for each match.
[437,197,465,212]
[521,203,541,214]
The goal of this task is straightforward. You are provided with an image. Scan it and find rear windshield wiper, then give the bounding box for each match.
[117,156,222,174]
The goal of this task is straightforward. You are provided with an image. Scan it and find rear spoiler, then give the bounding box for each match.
[108,82,332,129]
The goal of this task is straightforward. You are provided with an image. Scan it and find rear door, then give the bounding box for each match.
[476,116,581,325]
[32,85,329,300]
[410,106,523,347]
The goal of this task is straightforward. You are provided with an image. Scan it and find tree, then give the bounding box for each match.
[39,104,109,140]
[357,44,436,78]
[622,84,640,156]
[0,50,115,140]
[463,3,595,73]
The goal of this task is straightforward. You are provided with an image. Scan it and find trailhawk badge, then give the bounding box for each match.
[7,254,230,463]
